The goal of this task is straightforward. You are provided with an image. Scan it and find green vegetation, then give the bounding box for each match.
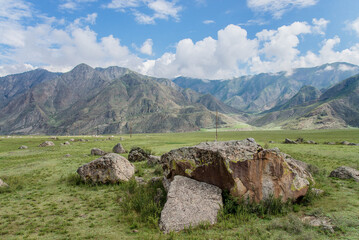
[0,129,359,239]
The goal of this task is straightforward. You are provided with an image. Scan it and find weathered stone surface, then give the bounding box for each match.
[159,176,222,233]
[341,141,350,145]
[311,188,324,196]
[0,178,9,188]
[69,138,75,142]
[135,176,145,185]
[112,143,126,154]
[301,216,335,233]
[329,166,359,182]
[284,138,297,144]
[147,155,161,166]
[62,141,70,146]
[18,145,28,149]
[39,141,55,147]
[161,138,313,202]
[128,147,149,162]
[77,153,134,183]
[91,148,106,156]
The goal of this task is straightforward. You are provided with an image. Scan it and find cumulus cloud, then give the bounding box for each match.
[145,24,258,79]
[105,0,182,24]
[312,18,329,35]
[348,17,359,37]
[140,39,154,55]
[247,0,318,18]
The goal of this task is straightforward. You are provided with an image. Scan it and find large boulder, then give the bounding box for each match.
[91,148,106,156]
[112,143,126,154]
[329,166,359,182]
[161,138,313,203]
[159,175,222,233]
[128,147,150,162]
[77,153,134,183]
[0,178,9,188]
[39,141,55,147]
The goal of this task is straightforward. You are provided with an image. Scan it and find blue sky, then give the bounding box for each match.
[1,0,359,79]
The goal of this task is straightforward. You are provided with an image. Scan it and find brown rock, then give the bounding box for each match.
[161,138,313,202]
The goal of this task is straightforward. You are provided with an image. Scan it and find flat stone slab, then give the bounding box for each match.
[329,166,359,182]
[159,175,222,233]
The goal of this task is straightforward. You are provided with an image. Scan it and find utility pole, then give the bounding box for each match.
[129,122,132,138]
[215,109,218,142]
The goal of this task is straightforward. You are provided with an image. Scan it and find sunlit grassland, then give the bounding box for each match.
[0,129,358,239]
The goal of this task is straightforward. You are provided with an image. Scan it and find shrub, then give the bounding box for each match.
[118,178,166,228]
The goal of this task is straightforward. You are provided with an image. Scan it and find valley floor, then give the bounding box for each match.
[0,129,359,239]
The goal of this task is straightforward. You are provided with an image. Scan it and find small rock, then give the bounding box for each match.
[341,141,350,145]
[64,154,71,158]
[301,216,335,233]
[329,166,359,182]
[132,229,139,233]
[112,143,126,154]
[128,147,150,162]
[296,138,304,144]
[49,136,58,140]
[269,141,275,143]
[135,176,145,185]
[325,142,336,145]
[311,188,324,196]
[284,138,297,144]
[305,140,317,144]
[77,153,135,183]
[0,178,9,188]
[147,155,161,166]
[69,139,75,142]
[159,176,222,233]
[18,145,28,149]
[150,177,162,184]
[348,142,356,146]
[91,148,106,156]
[63,141,70,145]
[39,141,55,147]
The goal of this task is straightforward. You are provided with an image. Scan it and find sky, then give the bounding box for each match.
[1,0,359,79]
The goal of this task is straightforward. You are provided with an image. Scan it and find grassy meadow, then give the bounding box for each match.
[0,129,359,239]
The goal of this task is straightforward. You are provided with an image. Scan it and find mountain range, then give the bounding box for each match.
[0,62,358,134]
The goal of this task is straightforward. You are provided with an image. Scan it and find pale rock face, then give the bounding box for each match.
[159,176,222,233]
[161,138,313,202]
[77,153,134,183]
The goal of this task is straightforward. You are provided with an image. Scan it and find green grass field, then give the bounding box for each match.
[0,129,359,239]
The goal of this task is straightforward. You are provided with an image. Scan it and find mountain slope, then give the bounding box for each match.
[251,74,359,129]
[174,62,359,113]
[0,65,239,135]
[0,69,61,108]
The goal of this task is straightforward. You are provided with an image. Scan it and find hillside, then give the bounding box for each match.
[173,62,359,113]
[251,74,359,129]
[0,64,240,135]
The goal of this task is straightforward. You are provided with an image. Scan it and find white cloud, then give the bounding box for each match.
[348,17,359,37]
[146,24,258,79]
[105,0,182,24]
[203,20,215,24]
[59,0,97,10]
[312,18,329,35]
[140,39,153,55]
[247,0,318,18]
